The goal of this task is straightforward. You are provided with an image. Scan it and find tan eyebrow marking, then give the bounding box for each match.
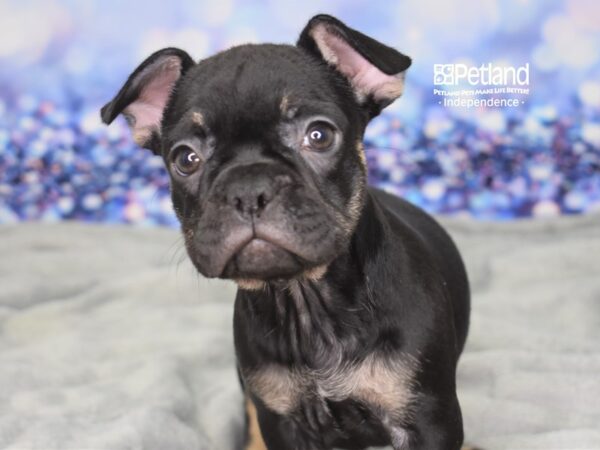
[280,94,299,119]
[280,95,289,114]
[191,111,205,127]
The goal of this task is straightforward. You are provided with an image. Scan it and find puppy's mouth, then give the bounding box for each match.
[187,219,324,280]
[222,237,305,279]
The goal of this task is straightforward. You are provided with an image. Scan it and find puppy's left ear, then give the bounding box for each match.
[298,15,411,116]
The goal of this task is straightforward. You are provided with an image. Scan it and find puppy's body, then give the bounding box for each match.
[236,188,468,449]
[102,15,470,450]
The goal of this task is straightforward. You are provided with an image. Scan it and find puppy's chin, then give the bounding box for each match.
[221,238,305,280]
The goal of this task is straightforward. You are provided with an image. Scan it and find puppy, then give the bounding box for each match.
[102,14,470,450]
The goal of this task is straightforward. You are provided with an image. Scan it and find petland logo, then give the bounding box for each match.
[433,63,530,86]
[433,63,530,108]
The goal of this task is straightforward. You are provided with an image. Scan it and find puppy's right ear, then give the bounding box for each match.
[100,48,194,155]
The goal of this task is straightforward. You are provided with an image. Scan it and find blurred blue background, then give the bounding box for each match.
[0,0,599,224]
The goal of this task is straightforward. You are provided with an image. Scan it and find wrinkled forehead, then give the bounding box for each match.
[168,44,343,133]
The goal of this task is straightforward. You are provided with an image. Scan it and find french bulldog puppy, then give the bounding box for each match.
[102,14,470,450]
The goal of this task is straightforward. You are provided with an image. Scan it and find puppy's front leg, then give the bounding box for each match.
[251,397,325,450]
[244,397,267,450]
[407,393,464,450]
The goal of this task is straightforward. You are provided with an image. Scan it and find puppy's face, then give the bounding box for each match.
[102,15,411,284]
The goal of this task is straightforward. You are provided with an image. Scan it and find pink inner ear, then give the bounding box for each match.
[124,57,182,143]
[312,25,405,102]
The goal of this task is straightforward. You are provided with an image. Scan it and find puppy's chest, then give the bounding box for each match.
[245,353,418,422]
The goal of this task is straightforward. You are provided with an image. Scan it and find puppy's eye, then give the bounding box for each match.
[303,122,335,151]
[172,145,202,176]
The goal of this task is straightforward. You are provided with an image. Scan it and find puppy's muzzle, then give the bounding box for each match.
[187,158,342,280]
[197,162,307,279]
[223,163,292,221]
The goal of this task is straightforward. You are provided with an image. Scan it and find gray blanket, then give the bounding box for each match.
[0,215,599,449]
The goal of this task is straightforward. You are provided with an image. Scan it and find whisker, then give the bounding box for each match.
[166,237,186,266]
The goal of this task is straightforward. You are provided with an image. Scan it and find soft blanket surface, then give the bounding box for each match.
[0,216,599,450]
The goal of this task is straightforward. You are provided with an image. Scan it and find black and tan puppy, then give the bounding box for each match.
[102,14,470,450]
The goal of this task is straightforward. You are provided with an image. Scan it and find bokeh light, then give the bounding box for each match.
[0,0,599,224]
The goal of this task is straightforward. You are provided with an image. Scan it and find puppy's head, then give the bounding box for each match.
[101,15,411,285]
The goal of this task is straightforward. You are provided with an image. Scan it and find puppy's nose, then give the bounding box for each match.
[222,164,292,219]
[228,180,272,218]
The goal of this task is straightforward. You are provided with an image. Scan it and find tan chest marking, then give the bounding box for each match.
[246,364,305,415]
[245,353,418,420]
